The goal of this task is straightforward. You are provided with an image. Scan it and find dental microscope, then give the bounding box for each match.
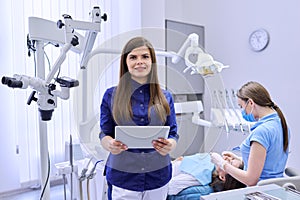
[2,6,107,200]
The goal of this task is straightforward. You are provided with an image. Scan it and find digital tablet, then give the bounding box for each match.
[115,126,170,148]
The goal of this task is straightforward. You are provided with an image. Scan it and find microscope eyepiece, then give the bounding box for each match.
[7,79,23,88]
[2,76,23,88]
[2,76,13,85]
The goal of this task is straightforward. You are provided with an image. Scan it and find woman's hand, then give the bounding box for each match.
[101,136,128,155]
[222,151,243,166]
[222,151,242,161]
[210,152,226,170]
[152,138,176,156]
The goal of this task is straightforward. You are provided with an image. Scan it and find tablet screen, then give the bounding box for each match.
[115,126,170,148]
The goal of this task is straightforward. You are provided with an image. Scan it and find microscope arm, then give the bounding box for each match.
[45,43,73,84]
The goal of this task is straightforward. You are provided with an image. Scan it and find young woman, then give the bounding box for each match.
[99,36,178,200]
[211,81,290,186]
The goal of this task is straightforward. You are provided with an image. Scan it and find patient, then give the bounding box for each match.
[167,153,245,199]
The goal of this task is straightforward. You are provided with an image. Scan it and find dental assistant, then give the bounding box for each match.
[211,81,290,186]
[99,37,178,200]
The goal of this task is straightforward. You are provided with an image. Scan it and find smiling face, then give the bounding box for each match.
[126,46,152,84]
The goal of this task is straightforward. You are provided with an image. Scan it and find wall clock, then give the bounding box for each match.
[249,29,270,52]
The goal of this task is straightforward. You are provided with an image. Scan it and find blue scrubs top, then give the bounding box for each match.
[240,112,290,181]
[99,79,178,191]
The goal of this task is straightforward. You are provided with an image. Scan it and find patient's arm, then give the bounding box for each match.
[169,157,200,195]
[168,173,200,195]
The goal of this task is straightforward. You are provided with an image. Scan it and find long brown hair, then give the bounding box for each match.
[236,81,289,152]
[112,37,170,125]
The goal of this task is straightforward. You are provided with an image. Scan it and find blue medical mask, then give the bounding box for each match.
[241,99,256,122]
[241,109,256,122]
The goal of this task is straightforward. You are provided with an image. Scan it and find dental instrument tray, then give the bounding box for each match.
[244,191,281,200]
[115,126,170,148]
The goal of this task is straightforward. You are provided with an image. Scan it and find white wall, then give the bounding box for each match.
[142,0,300,168]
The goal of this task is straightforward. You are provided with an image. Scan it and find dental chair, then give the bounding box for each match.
[257,167,300,191]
